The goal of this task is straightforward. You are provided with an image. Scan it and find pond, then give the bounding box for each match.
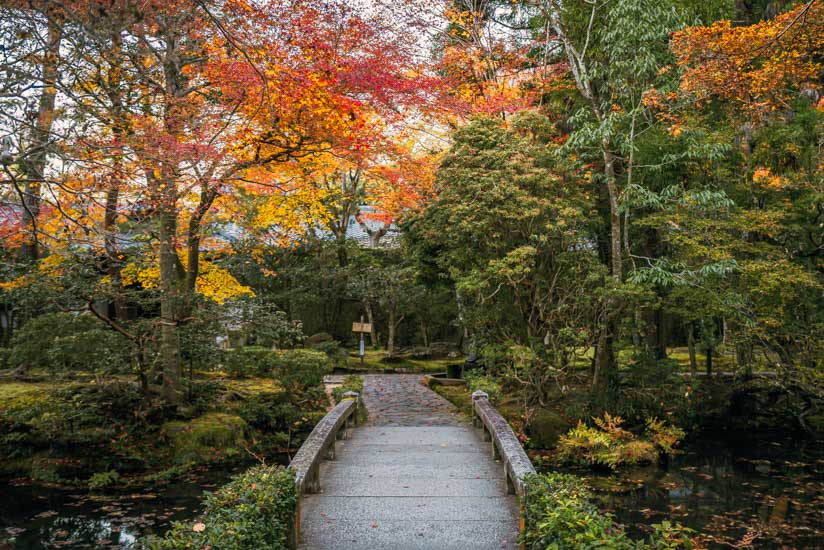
[2,441,822,549]
[572,438,824,548]
[0,464,257,549]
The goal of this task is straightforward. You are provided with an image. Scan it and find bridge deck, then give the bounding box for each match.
[299,375,520,549]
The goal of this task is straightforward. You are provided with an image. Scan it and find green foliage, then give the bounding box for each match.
[145,465,296,550]
[0,382,141,453]
[221,349,277,379]
[525,409,570,450]
[225,298,305,349]
[464,370,502,404]
[310,339,349,369]
[331,375,366,422]
[522,473,696,549]
[556,413,682,469]
[616,356,691,424]
[274,349,330,393]
[161,413,248,465]
[8,313,132,373]
[221,348,331,390]
[406,113,603,403]
[87,469,121,489]
[645,418,686,457]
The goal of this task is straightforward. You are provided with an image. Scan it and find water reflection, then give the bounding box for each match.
[0,466,246,549]
[576,439,824,549]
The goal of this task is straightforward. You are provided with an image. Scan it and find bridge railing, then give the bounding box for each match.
[471,390,536,496]
[287,390,360,549]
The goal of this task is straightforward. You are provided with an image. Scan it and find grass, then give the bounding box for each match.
[566,346,762,373]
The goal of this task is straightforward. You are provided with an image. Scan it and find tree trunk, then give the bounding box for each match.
[603,147,622,281]
[104,33,127,321]
[20,14,62,260]
[104,183,128,320]
[687,323,697,375]
[387,309,396,356]
[157,181,184,404]
[592,329,615,398]
[155,35,187,405]
[705,343,713,376]
[643,306,667,360]
[365,302,376,347]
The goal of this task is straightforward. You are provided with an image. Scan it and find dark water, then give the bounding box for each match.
[0,465,250,549]
[576,439,824,549]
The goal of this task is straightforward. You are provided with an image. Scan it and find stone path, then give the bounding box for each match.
[361,374,468,426]
[299,375,520,550]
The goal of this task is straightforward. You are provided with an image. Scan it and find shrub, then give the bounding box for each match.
[88,469,121,489]
[9,313,132,373]
[161,413,248,465]
[274,350,330,393]
[221,349,278,378]
[617,355,691,424]
[525,409,570,450]
[310,339,348,369]
[646,417,686,457]
[556,413,681,469]
[305,332,333,346]
[522,473,697,549]
[145,465,297,550]
[464,370,502,404]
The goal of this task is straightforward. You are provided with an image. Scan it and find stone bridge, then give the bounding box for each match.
[288,374,535,550]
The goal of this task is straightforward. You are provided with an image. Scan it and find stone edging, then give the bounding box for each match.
[471,390,536,497]
[288,391,359,548]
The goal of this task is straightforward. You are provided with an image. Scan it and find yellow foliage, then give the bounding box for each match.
[121,256,253,304]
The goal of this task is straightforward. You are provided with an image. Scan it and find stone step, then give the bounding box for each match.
[315,475,510,497]
[300,495,519,521]
[318,461,506,480]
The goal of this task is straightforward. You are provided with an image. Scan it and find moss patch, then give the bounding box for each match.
[0,382,61,412]
[433,384,473,416]
[162,413,248,465]
[345,350,463,373]
[526,409,571,450]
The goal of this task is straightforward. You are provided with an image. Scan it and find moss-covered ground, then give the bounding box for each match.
[0,370,326,488]
[343,349,462,373]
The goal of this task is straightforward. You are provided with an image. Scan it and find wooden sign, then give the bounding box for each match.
[352,322,372,333]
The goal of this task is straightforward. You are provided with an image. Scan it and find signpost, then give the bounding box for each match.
[352,315,372,365]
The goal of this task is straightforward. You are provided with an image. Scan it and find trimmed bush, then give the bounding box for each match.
[305,332,333,346]
[144,465,296,550]
[522,473,696,549]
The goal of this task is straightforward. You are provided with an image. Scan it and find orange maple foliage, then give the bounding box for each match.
[671,1,823,120]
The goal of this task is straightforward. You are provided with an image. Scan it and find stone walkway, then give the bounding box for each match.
[299,375,520,550]
[361,374,468,426]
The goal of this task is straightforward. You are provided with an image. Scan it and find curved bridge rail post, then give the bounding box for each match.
[287,391,360,549]
[471,390,536,546]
